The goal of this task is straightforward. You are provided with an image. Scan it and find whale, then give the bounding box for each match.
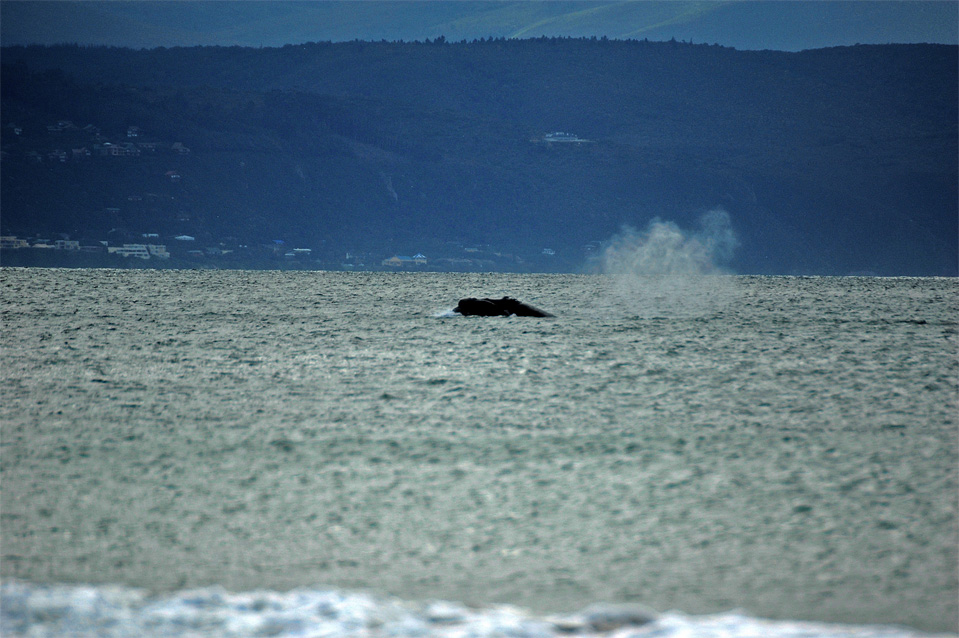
[453,297,553,317]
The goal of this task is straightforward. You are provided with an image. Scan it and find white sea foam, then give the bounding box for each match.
[1,581,952,638]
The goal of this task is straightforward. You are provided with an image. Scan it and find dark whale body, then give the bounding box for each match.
[453,297,553,317]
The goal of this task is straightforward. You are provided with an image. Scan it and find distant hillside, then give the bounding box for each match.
[2,1,957,51]
[1,40,956,274]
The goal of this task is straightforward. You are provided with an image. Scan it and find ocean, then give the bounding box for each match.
[1,268,956,637]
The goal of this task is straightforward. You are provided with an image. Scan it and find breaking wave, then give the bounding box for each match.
[1,580,950,638]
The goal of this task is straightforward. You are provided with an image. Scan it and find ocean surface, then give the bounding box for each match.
[1,268,956,637]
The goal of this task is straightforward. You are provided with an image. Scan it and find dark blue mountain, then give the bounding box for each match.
[2,40,956,275]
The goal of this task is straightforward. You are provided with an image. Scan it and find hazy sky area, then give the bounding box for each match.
[1,0,957,51]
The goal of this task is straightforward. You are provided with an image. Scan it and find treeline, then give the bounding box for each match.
[1,39,956,274]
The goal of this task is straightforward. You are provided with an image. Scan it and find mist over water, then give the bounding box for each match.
[602,208,740,318]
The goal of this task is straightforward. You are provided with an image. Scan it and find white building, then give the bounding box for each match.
[108,244,151,259]
[147,245,170,259]
[0,236,30,249]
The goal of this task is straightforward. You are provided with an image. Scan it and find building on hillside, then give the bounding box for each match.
[534,131,592,146]
[147,245,170,259]
[382,253,427,267]
[55,240,80,251]
[382,255,414,267]
[47,121,77,133]
[96,142,141,157]
[108,244,150,259]
[0,236,30,249]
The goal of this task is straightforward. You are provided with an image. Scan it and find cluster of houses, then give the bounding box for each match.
[1,231,587,271]
[0,235,169,260]
[5,120,191,164]
[1,231,447,269]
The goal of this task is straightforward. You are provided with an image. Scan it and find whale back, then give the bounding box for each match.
[454,297,553,317]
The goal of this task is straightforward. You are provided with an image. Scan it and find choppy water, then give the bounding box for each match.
[1,269,957,637]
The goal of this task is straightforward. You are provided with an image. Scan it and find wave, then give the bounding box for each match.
[1,580,952,638]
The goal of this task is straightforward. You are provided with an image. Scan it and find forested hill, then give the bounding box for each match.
[2,40,956,274]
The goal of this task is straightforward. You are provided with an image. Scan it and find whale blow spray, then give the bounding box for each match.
[602,208,740,318]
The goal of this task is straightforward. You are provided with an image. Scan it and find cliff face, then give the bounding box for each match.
[2,40,956,274]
